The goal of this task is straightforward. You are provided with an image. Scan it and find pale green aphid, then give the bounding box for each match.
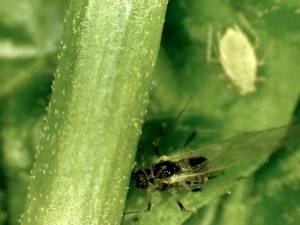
[219,26,258,95]
[207,25,259,95]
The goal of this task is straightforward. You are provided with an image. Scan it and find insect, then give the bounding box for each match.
[130,122,300,213]
[207,25,260,95]
[126,88,299,215]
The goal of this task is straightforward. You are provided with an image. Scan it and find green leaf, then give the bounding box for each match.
[1,0,299,225]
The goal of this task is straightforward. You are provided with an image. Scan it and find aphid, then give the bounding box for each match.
[131,123,300,212]
[207,25,259,95]
[126,88,299,215]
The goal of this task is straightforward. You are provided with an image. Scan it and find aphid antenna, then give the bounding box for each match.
[183,130,198,148]
[138,144,146,168]
[206,25,220,63]
[236,12,260,47]
[174,87,201,124]
[152,87,201,155]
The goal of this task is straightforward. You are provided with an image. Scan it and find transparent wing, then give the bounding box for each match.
[167,123,300,174]
[156,124,299,193]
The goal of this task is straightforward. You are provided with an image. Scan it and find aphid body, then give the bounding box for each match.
[219,26,258,95]
[133,156,211,192]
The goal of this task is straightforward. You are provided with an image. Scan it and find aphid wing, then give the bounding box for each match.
[196,124,299,173]
[165,125,299,193]
[167,172,225,192]
[169,124,299,174]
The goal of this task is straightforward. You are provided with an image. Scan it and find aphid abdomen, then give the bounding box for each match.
[158,182,180,191]
[191,175,208,184]
[178,156,208,172]
[188,156,207,168]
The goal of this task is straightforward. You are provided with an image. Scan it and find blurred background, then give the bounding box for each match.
[0,0,300,225]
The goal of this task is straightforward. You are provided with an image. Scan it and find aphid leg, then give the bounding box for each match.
[206,26,219,63]
[183,130,198,148]
[175,198,196,213]
[191,187,203,192]
[123,192,152,215]
[176,199,186,211]
[171,191,195,213]
[145,191,152,212]
[143,191,152,213]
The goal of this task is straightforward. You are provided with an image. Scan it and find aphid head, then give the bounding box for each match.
[132,169,151,189]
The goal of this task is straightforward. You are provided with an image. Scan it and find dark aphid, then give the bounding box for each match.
[129,123,300,213]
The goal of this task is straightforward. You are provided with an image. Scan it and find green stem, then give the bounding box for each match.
[20,0,168,224]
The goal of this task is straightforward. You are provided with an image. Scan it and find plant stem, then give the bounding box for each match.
[20,0,168,224]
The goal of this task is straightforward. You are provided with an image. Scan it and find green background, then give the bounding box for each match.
[0,0,299,225]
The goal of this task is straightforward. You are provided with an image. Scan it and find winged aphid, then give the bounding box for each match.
[130,123,300,213]
[127,87,300,214]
